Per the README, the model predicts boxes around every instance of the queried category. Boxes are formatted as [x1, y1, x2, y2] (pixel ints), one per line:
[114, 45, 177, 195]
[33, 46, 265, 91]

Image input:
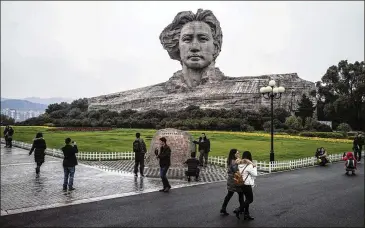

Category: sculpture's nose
[190, 40, 200, 52]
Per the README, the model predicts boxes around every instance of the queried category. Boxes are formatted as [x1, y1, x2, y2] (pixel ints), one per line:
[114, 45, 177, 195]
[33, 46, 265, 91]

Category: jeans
[5, 137, 12, 148]
[199, 150, 209, 166]
[160, 166, 171, 189]
[239, 185, 254, 214]
[221, 190, 244, 211]
[63, 166, 75, 189]
[4, 136, 9, 147]
[134, 153, 145, 175]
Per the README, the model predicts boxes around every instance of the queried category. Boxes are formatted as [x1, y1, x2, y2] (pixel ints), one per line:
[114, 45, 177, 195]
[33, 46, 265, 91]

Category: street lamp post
[260, 80, 285, 162]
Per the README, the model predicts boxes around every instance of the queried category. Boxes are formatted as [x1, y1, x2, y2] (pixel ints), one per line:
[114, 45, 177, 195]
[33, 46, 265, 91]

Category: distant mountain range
[23, 97, 74, 105]
[1, 99, 48, 111]
[1, 97, 74, 111]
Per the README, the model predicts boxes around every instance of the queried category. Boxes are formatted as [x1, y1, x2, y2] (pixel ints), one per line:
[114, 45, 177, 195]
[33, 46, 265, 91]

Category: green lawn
[1, 126, 352, 161]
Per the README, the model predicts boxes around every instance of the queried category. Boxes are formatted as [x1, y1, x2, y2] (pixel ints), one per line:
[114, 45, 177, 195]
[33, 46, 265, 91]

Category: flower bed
[190, 130, 353, 143]
[47, 127, 114, 132]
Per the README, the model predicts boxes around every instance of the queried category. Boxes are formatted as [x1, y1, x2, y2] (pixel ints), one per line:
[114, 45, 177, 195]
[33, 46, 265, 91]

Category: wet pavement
[1, 146, 205, 215]
[1, 151, 363, 227]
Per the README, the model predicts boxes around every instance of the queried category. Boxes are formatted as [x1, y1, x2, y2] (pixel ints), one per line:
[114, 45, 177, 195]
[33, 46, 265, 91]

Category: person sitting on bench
[184, 152, 200, 181]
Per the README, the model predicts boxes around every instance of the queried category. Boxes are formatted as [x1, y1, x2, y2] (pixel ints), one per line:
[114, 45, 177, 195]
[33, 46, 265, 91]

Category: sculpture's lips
[188, 55, 204, 60]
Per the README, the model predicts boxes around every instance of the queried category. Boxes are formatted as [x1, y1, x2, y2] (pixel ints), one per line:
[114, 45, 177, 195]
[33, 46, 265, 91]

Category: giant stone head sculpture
[159, 9, 223, 69]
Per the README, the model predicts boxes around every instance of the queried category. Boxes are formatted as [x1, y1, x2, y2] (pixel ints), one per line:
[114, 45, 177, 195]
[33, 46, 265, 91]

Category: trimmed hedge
[299, 132, 345, 139]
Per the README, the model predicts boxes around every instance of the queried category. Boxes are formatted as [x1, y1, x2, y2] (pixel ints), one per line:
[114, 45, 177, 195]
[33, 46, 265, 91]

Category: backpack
[347, 159, 355, 169]
[133, 139, 141, 153]
[234, 164, 249, 186]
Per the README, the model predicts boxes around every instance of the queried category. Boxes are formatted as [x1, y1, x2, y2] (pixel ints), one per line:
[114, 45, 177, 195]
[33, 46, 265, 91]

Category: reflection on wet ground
[1, 146, 203, 214]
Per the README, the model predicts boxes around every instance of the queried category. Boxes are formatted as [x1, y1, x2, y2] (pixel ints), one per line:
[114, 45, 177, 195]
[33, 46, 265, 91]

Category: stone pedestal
[144, 128, 196, 169]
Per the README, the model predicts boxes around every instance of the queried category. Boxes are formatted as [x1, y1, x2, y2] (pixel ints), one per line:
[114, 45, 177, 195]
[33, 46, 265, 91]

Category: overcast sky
[1, 1, 364, 100]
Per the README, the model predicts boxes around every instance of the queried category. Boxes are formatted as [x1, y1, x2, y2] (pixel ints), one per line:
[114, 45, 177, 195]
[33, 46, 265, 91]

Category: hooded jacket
[29, 137, 47, 163]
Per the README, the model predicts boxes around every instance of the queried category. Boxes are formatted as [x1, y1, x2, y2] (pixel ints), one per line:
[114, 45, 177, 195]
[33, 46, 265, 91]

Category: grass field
[1, 126, 353, 161]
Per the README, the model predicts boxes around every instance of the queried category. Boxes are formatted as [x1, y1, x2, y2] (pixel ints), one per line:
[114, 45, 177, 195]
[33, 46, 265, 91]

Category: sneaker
[69, 187, 75, 191]
[163, 187, 171, 192]
[159, 189, 165, 192]
[140, 174, 145, 177]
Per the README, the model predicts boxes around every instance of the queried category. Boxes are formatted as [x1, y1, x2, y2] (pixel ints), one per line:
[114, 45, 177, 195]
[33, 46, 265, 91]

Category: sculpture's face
[179, 21, 215, 69]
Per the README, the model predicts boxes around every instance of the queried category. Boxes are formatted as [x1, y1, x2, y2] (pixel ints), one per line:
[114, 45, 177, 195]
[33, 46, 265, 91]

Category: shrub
[285, 116, 302, 131]
[299, 132, 345, 139]
[285, 129, 299, 135]
[263, 121, 271, 132]
[336, 123, 352, 133]
[304, 117, 316, 130]
[240, 124, 255, 132]
[314, 123, 332, 132]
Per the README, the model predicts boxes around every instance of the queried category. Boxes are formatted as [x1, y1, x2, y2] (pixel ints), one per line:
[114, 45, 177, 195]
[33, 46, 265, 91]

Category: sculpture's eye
[182, 37, 192, 43]
[199, 36, 209, 42]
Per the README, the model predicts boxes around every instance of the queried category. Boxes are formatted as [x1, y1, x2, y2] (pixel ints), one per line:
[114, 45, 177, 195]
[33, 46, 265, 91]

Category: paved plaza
[1, 145, 364, 227]
[1, 146, 206, 215]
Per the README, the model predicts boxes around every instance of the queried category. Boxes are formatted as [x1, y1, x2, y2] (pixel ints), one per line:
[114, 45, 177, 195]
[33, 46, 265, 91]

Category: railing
[2, 139, 360, 173]
[254, 153, 345, 173]
[1, 139, 135, 161]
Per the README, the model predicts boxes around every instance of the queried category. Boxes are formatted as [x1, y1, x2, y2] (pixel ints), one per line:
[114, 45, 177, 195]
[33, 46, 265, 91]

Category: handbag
[233, 164, 249, 186]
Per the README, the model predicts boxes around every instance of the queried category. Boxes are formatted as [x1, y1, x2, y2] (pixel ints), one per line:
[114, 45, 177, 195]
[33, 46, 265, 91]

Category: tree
[316, 60, 365, 130]
[274, 108, 290, 123]
[285, 116, 302, 131]
[70, 98, 89, 112]
[1, 114, 15, 125]
[296, 94, 315, 125]
[304, 117, 316, 130]
[336, 123, 352, 133]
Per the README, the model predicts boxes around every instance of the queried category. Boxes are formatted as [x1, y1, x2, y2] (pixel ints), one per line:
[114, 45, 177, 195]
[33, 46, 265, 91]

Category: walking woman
[29, 132, 47, 176]
[220, 149, 243, 216]
[234, 151, 257, 220]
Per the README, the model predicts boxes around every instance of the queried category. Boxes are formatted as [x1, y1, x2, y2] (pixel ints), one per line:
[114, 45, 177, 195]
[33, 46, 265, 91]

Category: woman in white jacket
[233, 151, 257, 220]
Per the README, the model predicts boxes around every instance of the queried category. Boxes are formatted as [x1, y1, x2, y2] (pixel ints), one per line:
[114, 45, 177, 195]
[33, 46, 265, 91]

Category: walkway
[1, 147, 203, 215]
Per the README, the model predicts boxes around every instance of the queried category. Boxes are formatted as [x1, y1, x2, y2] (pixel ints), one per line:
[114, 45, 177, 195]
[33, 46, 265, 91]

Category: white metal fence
[2, 139, 360, 173]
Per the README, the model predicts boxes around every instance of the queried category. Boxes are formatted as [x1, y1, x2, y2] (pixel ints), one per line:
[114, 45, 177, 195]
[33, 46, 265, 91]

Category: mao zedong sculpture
[88, 9, 315, 112]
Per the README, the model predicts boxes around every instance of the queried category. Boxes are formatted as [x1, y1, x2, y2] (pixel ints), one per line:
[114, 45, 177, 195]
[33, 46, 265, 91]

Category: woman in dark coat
[220, 149, 243, 215]
[29, 132, 47, 176]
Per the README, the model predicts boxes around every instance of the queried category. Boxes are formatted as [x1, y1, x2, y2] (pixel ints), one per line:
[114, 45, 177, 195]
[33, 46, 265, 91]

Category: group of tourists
[133, 132, 172, 192]
[3, 127, 363, 220]
[220, 149, 257, 220]
[3, 125, 14, 148]
[132, 132, 211, 191]
[27, 132, 79, 191]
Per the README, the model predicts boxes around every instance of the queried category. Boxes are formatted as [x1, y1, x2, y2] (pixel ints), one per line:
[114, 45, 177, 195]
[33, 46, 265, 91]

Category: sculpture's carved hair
[159, 9, 223, 62]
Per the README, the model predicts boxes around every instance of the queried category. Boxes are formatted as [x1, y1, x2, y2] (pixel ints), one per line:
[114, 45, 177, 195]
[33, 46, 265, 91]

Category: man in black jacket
[193, 133, 210, 167]
[155, 137, 171, 192]
[3, 125, 9, 147]
[3, 125, 14, 148]
[62, 138, 78, 191]
[133, 133, 147, 177]
[7, 126, 14, 148]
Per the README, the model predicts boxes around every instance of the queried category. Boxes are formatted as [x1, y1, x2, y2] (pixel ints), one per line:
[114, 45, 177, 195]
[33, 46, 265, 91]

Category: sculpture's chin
[184, 61, 210, 70]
